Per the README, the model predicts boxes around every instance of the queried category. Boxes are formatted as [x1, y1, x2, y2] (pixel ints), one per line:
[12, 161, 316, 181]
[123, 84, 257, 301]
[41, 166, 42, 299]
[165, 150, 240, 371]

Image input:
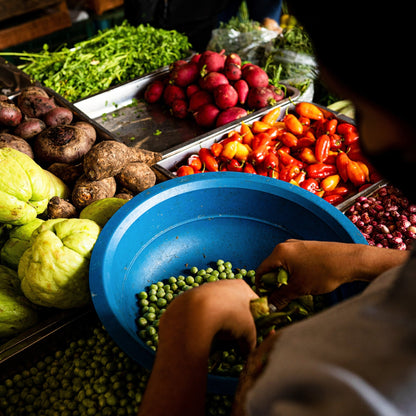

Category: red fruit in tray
[193, 103, 220, 127]
[170, 62, 199, 87]
[224, 62, 242, 81]
[246, 86, 283, 109]
[234, 79, 249, 105]
[171, 99, 188, 119]
[186, 84, 201, 98]
[144, 80, 165, 104]
[225, 53, 242, 67]
[199, 72, 229, 92]
[213, 84, 238, 110]
[189, 90, 214, 112]
[215, 106, 248, 127]
[242, 64, 269, 88]
[197, 50, 226, 74]
[163, 84, 186, 107]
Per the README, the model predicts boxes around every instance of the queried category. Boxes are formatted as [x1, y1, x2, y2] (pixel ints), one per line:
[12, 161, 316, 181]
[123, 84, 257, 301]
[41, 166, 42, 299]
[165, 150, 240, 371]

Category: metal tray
[0, 57, 35, 96]
[74, 67, 300, 155]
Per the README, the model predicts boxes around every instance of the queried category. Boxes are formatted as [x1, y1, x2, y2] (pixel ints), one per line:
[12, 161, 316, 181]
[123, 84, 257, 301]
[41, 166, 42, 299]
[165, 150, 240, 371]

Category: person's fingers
[268, 284, 299, 310]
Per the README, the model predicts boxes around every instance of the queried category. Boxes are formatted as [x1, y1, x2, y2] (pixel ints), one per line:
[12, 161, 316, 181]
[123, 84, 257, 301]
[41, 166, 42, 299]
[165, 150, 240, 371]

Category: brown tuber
[47, 162, 84, 186]
[17, 86, 56, 118]
[0, 133, 34, 158]
[71, 175, 117, 209]
[83, 140, 162, 181]
[14, 118, 46, 140]
[47, 196, 78, 219]
[116, 162, 156, 194]
[0, 99, 22, 127]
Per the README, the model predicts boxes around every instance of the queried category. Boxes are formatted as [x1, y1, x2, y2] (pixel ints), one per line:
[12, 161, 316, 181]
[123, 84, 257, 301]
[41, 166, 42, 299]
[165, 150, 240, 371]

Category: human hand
[255, 239, 409, 310]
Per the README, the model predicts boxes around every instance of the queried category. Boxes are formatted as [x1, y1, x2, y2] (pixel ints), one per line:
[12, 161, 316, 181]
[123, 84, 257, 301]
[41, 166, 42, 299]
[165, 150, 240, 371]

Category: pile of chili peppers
[175, 102, 381, 205]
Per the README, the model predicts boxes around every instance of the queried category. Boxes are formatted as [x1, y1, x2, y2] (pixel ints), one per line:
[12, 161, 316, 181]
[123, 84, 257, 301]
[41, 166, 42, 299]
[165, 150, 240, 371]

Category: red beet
[170, 59, 188, 71]
[193, 103, 220, 127]
[213, 84, 238, 110]
[199, 72, 229, 92]
[234, 79, 249, 105]
[171, 99, 188, 119]
[144, 80, 165, 103]
[186, 84, 200, 98]
[242, 64, 269, 88]
[163, 84, 186, 107]
[189, 90, 214, 112]
[216, 107, 248, 127]
[190, 53, 201, 64]
[225, 53, 242, 67]
[197, 50, 226, 75]
[246, 86, 278, 109]
[170, 62, 199, 87]
[224, 63, 242, 81]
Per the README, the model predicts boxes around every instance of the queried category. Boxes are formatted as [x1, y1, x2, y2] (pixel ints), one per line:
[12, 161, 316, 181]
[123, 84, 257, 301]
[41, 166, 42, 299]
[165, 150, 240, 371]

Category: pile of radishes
[143, 50, 285, 128]
[346, 184, 416, 250]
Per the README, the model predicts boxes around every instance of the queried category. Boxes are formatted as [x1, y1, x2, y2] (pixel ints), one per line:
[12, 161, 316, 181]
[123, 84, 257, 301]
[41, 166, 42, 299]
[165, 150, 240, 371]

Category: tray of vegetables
[74, 49, 300, 154]
[154, 102, 383, 207]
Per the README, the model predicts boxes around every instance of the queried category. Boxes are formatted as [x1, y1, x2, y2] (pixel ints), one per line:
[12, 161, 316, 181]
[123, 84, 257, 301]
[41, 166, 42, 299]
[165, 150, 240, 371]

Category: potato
[0, 99, 22, 127]
[83, 140, 162, 181]
[71, 175, 117, 209]
[115, 162, 156, 195]
[0, 133, 34, 159]
[17, 86, 56, 118]
[14, 118, 46, 140]
[47, 196, 78, 219]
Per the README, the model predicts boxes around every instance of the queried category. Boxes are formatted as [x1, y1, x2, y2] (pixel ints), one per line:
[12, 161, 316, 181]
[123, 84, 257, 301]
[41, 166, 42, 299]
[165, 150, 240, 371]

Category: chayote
[79, 197, 128, 227]
[0, 218, 44, 270]
[0, 264, 38, 338]
[0, 148, 69, 225]
[17, 218, 101, 309]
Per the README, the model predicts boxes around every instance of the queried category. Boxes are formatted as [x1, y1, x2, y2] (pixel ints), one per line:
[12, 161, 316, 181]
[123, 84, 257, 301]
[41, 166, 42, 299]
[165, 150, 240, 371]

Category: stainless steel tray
[74, 67, 300, 155]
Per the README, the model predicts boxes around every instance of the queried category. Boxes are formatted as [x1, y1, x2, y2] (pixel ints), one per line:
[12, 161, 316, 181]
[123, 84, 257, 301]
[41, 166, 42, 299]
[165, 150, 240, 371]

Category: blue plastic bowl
[90, 172, 367, 394]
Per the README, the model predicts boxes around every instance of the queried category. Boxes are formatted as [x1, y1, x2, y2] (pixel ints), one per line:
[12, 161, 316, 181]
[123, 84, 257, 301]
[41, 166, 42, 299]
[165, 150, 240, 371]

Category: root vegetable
[186, 84, 200, 98]
[215, 107, 248, 127]
[224, 63, 242, 81]
[234, 79, 249, 105]
[225, 53, 242, 67]
[72, 175, 117, 209]
[43, 106, 73, 127]
[83, 140, 162, 181]
[170, 99, 188, 119]
[33, 123, 96, 165]
[199, 72, 229, 92]
[0, 99, 22, 127]
[193, 103, 220, 127]
[116, 162, 156, 194]
[144, 80, 165, 104]
[0, 133, 34, 158]
[47, 162, 83, 186]
[247, 86, 278, 109]
[188, 90, 213, 112]
[197, 50, 226, 75]
[213, 84, 238, 110]
[47, 196, 78, 219]
[170, 61, 199, 87]
[242, 64, 269, 88]
[163, 84, 186, 107]
[14, 118, 46, 140]
[17, 86, 56, 118]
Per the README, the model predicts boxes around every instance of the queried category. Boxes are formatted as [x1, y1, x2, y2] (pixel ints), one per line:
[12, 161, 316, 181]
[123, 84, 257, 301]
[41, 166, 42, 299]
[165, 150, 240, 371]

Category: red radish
[234, 79, 249, 105]
[189, 90, 214, 112]
[268, 84, 285, 102]
[241, 63, 254, 71]
[225, 53, 242, 67]
[199, 72, 229, 91]
[242, 64, 269, 88]
[216, 106, 248, 127]
[224, 63, 242, 81]
[170, 62, 199, 87]
[170, 99, 188, 119]
[191, 53, 201, 64]
[170, 59, 188, 71]
[186, 84, 200, 98]
[163, 84, 186, 107]
[193, 103, 220, 127]
[246, 86, 278, 109]
[144, 80, 165, 103]
[213, 84, 238, 109]
[197, 50, 226, 75]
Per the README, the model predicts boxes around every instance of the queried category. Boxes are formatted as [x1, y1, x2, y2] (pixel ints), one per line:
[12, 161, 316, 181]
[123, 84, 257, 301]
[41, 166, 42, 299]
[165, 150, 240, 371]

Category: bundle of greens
[0, 22, 191, 102]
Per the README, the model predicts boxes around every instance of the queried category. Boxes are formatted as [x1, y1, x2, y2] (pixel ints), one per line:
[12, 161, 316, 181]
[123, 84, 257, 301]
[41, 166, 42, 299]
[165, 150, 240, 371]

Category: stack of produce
[143, 50, 286, 128]
[1, 22, 192, 103]
[173, 102, 380, 206]
[0, 85, 162, 339]
[345, 184, 416, 250]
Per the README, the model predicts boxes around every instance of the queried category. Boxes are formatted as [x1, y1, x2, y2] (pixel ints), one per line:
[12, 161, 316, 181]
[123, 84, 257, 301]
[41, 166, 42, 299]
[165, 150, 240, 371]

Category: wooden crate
[0, 0, 62, 22]
[0, 1, 72, 50]
[87, 0, 124, 15]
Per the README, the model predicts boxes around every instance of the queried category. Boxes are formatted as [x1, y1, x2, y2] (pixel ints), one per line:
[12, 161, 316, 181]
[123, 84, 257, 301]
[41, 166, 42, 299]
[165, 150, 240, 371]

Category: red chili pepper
[298, 116, 310, 128]
[324, 185, 351, 197]
[329, 133, 343, 150]
[263, 152, 279, 172]
[296, 135, 316, 148]
[295, 102, 324, 120]
[305, 163, 338, 179]
[251, 133, 273, 164]
[265, 126, 284, 140]
[277, 148, 303, 168]
[280, 163, 301, 182]
[284, 114, 303, 136]
[199, 148, 218, 172]
[325, 118, 338, 135]
[280, 131, 298, 147]
[210, 142, 223, 158]
[227, 159, 244, 172]
[315, 134, 331, 162]
[323, 194, 344, 205]
[337, 123, 359, 145]
[299, 147, 318, 164]
[292, 170, 306, 185]
[187, 155, 202, 171]
[240, 122, 254, 145]
[252, 120, 272, 133]
[176, 165, 194, 176]
[356, 161, 370, 182]
[300, 178, 321, 194]
[336, 152, 350, 183]
[243, 163, 257, 174]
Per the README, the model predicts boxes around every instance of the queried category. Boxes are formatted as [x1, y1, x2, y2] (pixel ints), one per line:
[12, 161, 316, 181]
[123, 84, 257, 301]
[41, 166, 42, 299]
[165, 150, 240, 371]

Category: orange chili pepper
[240, 122, 254, 145]
[261, 106, 281, 126]
[235, 142, 251, 161]
[315, 134, 331, 162]
[284, 114, 303, 136]
[336, 152, 350, 183]
[299, 147, 318, 164]
[347, 159, 366, 187]
[295, 102, 324, 120]
[177, 165, 195, 176]
[321, 174, 340, 192]
[220, 140, 239, 160]
[280, 131, 298, 147]
[252, 120, 272, 133]
[210, 142, 223, 157]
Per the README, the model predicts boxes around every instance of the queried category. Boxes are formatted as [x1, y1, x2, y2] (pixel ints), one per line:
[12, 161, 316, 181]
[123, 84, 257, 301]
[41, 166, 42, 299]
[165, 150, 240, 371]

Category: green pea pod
[258, 267, 289, 293]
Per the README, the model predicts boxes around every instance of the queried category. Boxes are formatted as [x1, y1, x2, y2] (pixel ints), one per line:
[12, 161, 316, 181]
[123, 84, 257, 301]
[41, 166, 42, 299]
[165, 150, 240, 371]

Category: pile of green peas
[136, 260, 256, 377]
